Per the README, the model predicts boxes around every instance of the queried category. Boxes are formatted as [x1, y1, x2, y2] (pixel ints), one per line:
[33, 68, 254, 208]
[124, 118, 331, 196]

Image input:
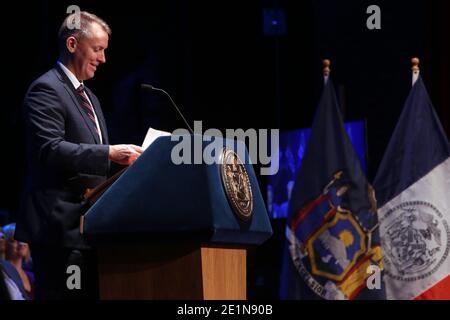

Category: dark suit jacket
[16, 65, 110, 249]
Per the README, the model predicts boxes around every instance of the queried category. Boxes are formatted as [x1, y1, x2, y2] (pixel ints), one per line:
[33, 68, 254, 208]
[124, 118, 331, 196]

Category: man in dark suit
[15, 11, 143, 299]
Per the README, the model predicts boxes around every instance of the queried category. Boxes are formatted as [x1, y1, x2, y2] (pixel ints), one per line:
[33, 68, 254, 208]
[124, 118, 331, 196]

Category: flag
[279, 79, 384, 300]
[373, 76, 450, 300]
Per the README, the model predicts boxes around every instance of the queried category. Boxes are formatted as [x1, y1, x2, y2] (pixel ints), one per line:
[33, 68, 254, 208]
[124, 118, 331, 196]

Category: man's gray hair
[58, 11, 111, 53]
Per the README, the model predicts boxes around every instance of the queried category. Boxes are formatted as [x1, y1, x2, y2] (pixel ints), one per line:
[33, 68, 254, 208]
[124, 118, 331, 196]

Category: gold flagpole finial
[323, 59, 331, 77]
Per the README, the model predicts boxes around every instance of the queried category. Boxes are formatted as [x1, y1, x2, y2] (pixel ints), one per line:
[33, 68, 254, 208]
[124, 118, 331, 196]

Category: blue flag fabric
[373, 76, 450, 300]
[279, 80, 384, 300]
[373, 76, 450, 207]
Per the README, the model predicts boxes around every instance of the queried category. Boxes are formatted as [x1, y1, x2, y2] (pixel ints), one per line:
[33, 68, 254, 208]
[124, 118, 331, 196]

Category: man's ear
[66, 36, 77, 53]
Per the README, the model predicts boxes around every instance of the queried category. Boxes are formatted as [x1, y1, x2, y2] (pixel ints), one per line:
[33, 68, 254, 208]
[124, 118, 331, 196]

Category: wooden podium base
[96, 243, 246, 300]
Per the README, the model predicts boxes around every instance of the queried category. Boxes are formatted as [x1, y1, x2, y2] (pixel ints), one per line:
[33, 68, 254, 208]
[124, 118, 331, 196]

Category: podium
[82, 135, 273, 299]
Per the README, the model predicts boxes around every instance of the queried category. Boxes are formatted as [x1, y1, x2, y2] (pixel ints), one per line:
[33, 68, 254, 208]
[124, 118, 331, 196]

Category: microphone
[141, 84, 194, 134]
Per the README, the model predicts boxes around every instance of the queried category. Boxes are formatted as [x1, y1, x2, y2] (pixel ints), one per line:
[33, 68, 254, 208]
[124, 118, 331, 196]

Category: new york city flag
[279, 79, 384, 299]
[373, 76, 450, 300]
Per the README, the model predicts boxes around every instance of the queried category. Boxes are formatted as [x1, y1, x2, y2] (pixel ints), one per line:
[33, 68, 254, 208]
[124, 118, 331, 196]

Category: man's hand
[109, 144, 144, 165]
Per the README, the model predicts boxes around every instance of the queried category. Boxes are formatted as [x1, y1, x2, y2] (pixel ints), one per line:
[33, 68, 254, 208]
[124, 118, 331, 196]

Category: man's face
[71, 22, 109, 81]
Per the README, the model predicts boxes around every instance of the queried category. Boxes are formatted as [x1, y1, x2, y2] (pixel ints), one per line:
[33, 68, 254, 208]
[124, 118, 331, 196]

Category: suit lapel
[54, 65, 101, 144]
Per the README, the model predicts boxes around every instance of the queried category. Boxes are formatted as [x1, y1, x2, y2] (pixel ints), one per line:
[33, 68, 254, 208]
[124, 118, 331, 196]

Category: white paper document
[142, 127, 171, 150]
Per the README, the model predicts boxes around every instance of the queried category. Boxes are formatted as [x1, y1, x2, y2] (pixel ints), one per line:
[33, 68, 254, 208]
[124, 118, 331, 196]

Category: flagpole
[412, 57, 420, 86]
[323, 59, 330, 85]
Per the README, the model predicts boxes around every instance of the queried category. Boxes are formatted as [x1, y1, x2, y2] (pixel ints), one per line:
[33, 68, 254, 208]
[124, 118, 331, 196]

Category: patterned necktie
[77, 84, 100, 139]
